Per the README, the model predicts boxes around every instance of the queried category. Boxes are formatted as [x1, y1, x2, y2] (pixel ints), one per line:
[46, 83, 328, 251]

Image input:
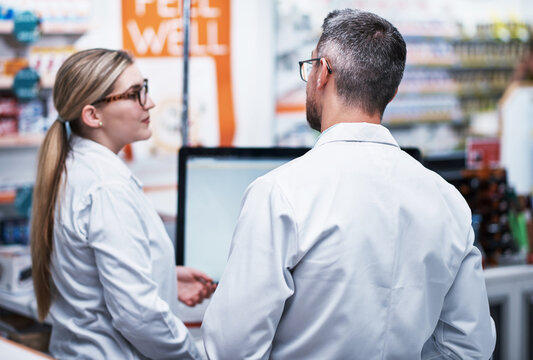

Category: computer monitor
[176, 146, 422, 282]
[176, 147, 310, 282]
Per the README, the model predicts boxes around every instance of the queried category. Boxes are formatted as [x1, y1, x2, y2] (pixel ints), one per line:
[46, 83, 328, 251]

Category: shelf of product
[0, 58, 29, 90]
[385, 30, 531, 153]
[422, 155, 533, 265]
[0, 20, 90, 35]
[28, 46, 76, 89]
[276, 18, 532, 153]
[459, 169, 533, 267]
[0, 2, 84, 154]
[0, 75, 54, 90]
[273, 0, 533, 153]
[0, 0, 91, 35]
[384, 118, 467, 128]
[384, 90, 463, 122]
[0, 189, 16, 204]
[0, 96, 49, 148]
[0, 48, 77, 92]
[406, 42, 529, 69]
[40, 22, 90, 35]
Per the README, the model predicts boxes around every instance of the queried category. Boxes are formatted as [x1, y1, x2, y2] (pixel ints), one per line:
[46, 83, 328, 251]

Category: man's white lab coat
[202, 122, 496, 360]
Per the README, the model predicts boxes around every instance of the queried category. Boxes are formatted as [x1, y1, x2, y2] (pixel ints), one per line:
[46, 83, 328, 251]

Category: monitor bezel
[176, 146, 311, 265]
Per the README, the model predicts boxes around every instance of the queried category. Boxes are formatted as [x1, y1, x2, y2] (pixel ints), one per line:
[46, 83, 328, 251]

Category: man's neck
[317, 76, 382, 132]
[320, 98, 381, 132]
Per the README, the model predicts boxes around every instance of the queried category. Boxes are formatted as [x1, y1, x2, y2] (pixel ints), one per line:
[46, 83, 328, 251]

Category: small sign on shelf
[12, 11, 41, 44]
[12, 68, 40, 102]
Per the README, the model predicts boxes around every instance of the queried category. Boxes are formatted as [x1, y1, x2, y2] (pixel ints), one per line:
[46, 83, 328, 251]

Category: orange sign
[122, 0, 235, 145]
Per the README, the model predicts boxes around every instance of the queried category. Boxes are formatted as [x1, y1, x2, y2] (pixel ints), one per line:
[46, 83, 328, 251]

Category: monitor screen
[176, 147, 310, 282]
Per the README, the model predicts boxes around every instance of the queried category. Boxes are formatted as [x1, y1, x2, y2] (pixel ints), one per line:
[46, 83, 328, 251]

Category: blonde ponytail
[31, 120, 69, 321]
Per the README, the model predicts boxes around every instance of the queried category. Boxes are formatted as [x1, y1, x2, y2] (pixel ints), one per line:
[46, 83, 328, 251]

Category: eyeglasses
[92, 79, 149, 107]
[298, 58, 332, 82]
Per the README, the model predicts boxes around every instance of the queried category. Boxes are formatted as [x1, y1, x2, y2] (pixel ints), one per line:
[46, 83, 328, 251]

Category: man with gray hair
[202, 9, 496, 359]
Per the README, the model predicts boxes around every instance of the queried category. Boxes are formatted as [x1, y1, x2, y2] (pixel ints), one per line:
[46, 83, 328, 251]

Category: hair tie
[58, 115, 72, 138]
[64, 121, 72, 139]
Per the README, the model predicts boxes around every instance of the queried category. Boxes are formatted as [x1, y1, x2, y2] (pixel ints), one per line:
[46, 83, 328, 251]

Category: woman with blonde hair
[31, 48, 214, 359]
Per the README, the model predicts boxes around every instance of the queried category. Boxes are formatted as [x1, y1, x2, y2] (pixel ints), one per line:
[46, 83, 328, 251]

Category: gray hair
[317, 9, 406, 117]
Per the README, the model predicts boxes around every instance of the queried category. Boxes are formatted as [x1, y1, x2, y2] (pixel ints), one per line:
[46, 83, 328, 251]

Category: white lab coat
[202, 122, 496, 360]
[49, 136, 201, 360]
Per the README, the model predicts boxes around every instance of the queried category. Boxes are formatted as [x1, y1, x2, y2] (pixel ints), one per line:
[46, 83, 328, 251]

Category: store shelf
[395, 92, 506, 100]
[404, 33, 531, 44]
[406, 63, 517, 71]
[451, 64, 516, 71]
[0, 20, 89, 35]
[406, 63, 456, 69]
[0, 76, 54, 90]
[41, 21, 90, 35]
[0, 76, 12, 89]
[458, 90, 507, 99]
[0, 133, 44, 148]
[384, 118, 467, 128]
[0, 189, 16, 204]
[403, 34, 456, 42]
[397, 90, 457, 97]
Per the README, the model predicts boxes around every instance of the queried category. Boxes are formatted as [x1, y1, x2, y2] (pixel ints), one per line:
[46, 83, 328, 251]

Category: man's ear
[80, 105, 102, 129]
[316, 58, 331, 90]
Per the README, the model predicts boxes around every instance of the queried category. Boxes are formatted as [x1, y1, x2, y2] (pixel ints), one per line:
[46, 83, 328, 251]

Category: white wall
[231, 0, 275, 146]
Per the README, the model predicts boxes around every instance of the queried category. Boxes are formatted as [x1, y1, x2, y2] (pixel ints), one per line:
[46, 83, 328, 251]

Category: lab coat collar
[314, 122, 399, 149]
[70, 135, 144, 189]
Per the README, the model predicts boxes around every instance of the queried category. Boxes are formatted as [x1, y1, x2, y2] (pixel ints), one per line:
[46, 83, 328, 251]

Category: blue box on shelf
[0, 218, 30, 246]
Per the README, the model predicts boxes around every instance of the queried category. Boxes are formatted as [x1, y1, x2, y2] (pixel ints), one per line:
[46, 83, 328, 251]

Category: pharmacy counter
[1, 265, 533, 359]
[0, 289, 45, 324]
[483, 265, 533, 360]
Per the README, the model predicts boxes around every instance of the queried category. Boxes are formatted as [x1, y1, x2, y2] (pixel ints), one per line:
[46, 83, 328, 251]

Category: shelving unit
[382, 30, 532, 153]
[0, 8, 89, 149]
[274, 2, 532, 153]
[0, 4, 90, 257]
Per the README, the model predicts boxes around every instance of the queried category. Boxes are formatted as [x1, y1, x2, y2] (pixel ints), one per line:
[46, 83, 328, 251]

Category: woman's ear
[80, 105, 102, 129]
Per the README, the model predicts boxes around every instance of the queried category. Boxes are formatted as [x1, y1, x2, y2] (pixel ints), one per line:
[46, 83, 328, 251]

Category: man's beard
[306, 91, 321, 132]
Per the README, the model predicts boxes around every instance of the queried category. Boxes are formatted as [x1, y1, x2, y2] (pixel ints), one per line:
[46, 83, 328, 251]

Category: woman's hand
[176, 266, 217, 307]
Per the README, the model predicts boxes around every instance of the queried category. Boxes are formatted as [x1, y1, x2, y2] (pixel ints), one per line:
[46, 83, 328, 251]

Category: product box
[0, 117, 17, 135]
[0, 245, 32, 293]
[0, 217, 30, 246]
